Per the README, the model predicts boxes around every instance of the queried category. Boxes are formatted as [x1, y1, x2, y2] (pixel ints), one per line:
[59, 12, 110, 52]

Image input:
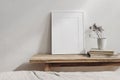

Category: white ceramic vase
[97, 38, 107, 50]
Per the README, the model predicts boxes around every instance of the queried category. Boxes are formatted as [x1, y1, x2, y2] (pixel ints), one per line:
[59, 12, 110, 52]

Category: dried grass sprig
[89, 23, 104, 38]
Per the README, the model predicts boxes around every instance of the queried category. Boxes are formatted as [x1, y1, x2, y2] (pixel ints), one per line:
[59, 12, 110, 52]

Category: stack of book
[88, 48, 114, 58]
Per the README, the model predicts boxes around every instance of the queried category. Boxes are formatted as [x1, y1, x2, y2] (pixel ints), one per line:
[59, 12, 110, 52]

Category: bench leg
[44, 63, 51, 71]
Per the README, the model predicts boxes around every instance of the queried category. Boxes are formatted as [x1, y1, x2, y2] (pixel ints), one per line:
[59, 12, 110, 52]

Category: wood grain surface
[30, 54, 120, 63]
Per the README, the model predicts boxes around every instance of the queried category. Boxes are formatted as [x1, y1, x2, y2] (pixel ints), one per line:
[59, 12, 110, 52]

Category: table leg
[44, 63, 51, 71]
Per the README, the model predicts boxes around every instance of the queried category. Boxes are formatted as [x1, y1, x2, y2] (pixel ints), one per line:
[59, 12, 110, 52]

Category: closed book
[87, 53, 113, 58]
[89, 52, 114, 56]
[89, 54, 118, 58]
[90, 48, 114, 52]
[89, 48, 114, 55]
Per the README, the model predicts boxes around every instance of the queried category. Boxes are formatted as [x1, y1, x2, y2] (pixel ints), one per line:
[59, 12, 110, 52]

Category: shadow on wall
[14, 63, 45, 71]
[14, 62, 119, 72]
[37, 13, 51, 54]
[14, 13, 51, 71]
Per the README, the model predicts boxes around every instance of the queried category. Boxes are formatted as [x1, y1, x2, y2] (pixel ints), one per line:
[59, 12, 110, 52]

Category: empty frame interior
[52, 10, 84, 54]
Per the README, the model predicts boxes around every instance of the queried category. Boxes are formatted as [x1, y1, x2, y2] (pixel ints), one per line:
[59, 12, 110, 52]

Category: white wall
[0, 0, 120, 72]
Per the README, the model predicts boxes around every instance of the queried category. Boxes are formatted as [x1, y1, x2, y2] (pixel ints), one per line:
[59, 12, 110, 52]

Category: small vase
[97, 38, 107, 50]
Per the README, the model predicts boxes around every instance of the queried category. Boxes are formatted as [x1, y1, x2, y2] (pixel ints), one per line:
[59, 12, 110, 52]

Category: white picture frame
[51, 10, 85, 54]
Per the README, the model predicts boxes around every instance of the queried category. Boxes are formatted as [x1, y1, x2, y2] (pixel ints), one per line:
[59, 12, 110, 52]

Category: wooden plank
[51, 62, 120, 67]
[44, 63, 51, 71]
[30, 54, 120, 63]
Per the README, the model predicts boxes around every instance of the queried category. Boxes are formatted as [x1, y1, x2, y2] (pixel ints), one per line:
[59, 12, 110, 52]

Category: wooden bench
[30, 54, 120, 71]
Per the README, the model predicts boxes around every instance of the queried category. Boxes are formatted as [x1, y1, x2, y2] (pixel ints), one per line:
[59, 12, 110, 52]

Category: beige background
[0, 0, 120, 72]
